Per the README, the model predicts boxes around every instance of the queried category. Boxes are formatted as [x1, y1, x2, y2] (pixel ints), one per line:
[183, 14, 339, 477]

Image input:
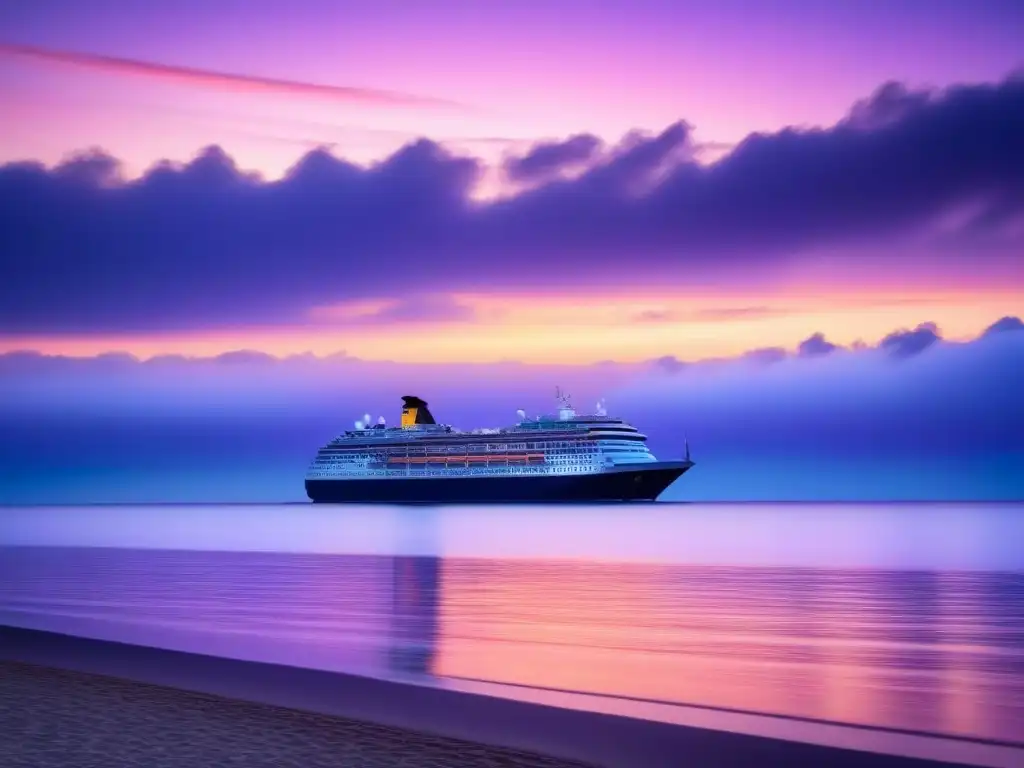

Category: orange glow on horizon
[1, 285, 1019, 365]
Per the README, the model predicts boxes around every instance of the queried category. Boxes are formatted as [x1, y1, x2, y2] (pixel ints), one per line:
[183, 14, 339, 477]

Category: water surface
[1, 502, 1022, 745]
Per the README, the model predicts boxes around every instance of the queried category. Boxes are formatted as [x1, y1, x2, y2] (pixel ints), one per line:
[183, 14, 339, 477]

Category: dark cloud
[879, 322, 942, 358]
[798, 332, 839, 357]
[984, 315, 1024, 335]
[845, 81, 934, 130]
[503, 133, 602, 183]
[643, 317, 1009, 376]
[2, 75, 1024, 333]
[652, 355, 688, 374]
[581, 121, 692, 193]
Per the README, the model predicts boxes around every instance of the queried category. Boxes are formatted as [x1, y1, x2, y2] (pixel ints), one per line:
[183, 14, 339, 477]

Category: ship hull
[305, 461, 692, 504]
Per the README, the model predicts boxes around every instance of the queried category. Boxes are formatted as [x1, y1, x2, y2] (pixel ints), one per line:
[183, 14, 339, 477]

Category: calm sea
[1, 502, 1022, 745]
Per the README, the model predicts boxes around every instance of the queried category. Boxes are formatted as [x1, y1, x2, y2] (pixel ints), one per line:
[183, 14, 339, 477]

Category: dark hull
[306, 461, 693, 504]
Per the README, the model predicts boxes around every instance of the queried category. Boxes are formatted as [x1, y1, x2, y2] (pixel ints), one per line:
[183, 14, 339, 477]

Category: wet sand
[0, 661, 593, 768]
[0, 626, 1004, 767]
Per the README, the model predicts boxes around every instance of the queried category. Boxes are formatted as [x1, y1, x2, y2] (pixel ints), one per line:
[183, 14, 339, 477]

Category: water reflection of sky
[435, 561, 1024, 743]
[2, 542, 1022, 744]
[2, 502, 1023, 570]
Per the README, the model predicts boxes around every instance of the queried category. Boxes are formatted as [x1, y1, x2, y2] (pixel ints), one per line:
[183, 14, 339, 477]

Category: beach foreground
[2, 626, 1014, 768]
[1, 660, 595, 768]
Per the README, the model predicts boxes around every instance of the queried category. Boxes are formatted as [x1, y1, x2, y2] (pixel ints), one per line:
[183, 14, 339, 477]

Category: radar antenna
[555, 386, 573, 408]
[555, 386, 576, 421]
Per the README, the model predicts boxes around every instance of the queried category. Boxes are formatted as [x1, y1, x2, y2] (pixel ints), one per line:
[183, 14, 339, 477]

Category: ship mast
[554, 386, 576, 421]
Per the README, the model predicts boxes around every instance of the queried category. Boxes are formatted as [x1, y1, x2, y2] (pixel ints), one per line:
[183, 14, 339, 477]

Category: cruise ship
[305, 392, 693, 503]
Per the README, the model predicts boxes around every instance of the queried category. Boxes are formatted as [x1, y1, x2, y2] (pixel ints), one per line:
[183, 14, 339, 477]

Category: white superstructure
[306, 392, 663, 482]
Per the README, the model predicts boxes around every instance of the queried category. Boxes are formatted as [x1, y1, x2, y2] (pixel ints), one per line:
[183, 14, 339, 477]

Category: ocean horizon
[4, 453, 1023, 506]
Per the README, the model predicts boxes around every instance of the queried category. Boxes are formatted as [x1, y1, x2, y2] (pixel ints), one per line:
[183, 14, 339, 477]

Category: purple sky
[2, 1, 1022, 176]
[0, 3, 1021, 363]
[0, 1, 1022, 504]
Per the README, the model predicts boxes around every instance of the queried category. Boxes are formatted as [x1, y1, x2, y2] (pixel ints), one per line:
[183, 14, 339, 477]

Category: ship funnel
[377, 415, 386, 425]
[401, 395, 436, 428]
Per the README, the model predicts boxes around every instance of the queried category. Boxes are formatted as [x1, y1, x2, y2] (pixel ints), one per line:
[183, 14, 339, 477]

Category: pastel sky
[2, 1, 1023, 170]
[0, 0, 1022, 366]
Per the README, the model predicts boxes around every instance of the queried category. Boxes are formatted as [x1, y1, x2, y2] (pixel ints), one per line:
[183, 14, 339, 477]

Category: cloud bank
[1, 74, 1022, 333]
[1, 316, 1020, 504]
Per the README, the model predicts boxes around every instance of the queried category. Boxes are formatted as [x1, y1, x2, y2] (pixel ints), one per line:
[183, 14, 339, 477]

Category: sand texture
[0, 661, 597, 768]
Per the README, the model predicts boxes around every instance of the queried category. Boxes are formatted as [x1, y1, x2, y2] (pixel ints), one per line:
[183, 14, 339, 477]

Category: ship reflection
[0, 546, 446, 680]
[388, 555, 440, 675]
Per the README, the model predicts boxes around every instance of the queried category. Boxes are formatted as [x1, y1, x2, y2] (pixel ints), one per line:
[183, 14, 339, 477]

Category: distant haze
[2, 317, 1020, 504]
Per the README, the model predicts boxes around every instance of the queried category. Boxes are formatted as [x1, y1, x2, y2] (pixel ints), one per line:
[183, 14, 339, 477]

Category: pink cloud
[308, 295, 478, 325]
[0, 42, 465, 111]
[632, 306, 786, 323]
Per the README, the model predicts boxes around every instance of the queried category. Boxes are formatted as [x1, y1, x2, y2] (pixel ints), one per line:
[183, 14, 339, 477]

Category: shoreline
[3, 626, 1016, 767]
[1, 660, 594, 768]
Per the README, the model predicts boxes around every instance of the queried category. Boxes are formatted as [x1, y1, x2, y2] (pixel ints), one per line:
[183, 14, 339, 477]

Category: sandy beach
[0, 660, 595, 768]
[4, 626, 1016, 768]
